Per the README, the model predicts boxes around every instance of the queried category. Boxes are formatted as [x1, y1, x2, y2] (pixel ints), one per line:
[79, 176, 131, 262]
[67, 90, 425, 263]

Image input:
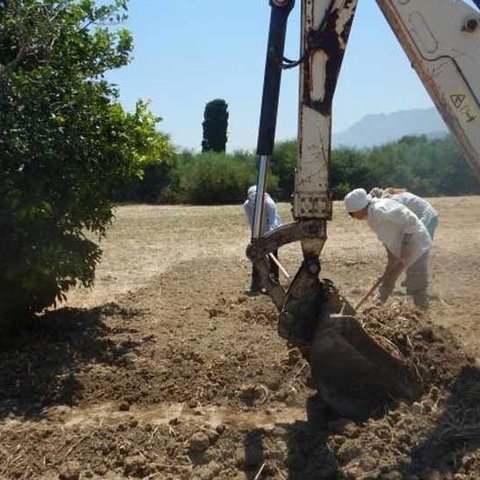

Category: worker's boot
[247, 279, 261, 296]
[247, 268, 261, 296]
[413, 291, 429, 310]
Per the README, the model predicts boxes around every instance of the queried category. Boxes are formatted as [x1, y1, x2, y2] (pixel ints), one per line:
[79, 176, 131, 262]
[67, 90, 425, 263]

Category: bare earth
[0, 196, 479, 480]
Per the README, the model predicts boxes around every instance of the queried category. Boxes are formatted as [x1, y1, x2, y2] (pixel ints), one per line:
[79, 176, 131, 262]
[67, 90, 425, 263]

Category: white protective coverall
[243, 189, 282, 293]
[388, 192, 438, 240]
[367, 198, 432, 306]
[243, 192, 282, 235]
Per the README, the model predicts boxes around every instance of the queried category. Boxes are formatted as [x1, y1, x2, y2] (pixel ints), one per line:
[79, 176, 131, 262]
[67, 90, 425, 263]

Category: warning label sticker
[450, 91, 477, 124]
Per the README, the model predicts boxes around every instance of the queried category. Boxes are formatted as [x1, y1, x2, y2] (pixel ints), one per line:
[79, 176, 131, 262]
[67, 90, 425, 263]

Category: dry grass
[64, 196, 480, 337]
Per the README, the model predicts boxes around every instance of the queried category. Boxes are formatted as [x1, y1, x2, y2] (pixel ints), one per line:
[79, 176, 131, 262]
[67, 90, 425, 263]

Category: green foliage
[330, 147, 372, 199]
[174, 151, 278, 205]
[271, 140, 296, 201]
[114, 152, 177, 204]
[357, 135, 478, 198]
[0, 0, 173, 322]
[120, 135, 477, 206]
[201, 98, 229, 153]
[112, 112, 176, 203]
[270, 135, 477, 201]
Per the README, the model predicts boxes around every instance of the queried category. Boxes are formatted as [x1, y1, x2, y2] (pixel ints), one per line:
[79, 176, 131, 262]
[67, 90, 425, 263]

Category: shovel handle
[268, 253, 291, 280]
[354, 260, 404, 312]
[354, 276, 386, 312]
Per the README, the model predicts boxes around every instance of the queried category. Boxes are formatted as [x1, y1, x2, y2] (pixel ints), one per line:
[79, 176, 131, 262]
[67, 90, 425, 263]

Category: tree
[201, 98, 228, 152]
[174, 151, 278, 205]
[0, 0, 174, 323]
[113, 133, 176, 204]
[330, 147, 370, 199]
[271, 140, 297, 201]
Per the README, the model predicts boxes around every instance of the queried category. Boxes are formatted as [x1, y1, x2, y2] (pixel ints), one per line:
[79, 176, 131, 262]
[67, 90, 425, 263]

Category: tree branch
[0, 44, 28, 78]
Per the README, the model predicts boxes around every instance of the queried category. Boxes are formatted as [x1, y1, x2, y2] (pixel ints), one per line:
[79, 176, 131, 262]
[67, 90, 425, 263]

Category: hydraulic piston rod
[252, 0, 295, 240]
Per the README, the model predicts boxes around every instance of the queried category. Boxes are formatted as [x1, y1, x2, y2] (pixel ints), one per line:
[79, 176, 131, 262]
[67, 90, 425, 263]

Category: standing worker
[369, 187, 439, 239]
[243, 185, 282, 295]
[344, 188, 432, 309]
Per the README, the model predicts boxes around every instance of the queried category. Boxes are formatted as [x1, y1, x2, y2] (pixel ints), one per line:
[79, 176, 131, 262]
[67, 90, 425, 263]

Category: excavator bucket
[278, 265, 420, 419]
[309, 313, 420, 419]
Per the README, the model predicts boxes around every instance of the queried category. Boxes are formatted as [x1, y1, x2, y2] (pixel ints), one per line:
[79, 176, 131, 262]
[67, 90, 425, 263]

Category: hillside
[333, 107, 448, 149]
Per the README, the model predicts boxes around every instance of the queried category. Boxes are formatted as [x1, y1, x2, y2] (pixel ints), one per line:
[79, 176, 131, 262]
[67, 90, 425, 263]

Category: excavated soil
[0, 199, 479, 479]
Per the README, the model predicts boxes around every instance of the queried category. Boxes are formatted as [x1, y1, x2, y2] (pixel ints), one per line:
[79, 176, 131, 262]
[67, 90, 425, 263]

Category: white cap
[344, 188, 372, 213]
[247, 185, 256, 202]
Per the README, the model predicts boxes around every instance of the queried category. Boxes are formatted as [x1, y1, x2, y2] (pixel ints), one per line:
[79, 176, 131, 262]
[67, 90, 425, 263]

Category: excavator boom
[377, 0, 480, 180]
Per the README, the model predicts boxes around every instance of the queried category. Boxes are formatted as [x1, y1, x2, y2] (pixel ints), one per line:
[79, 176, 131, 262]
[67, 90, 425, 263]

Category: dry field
[0, 196, 479, 479]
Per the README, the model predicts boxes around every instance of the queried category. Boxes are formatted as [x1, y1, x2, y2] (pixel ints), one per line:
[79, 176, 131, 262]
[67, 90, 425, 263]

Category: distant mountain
[332, 108, 448, 149]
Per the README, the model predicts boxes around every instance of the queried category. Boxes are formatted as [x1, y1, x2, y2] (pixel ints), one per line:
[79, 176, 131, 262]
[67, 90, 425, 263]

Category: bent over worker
[369, 187, 439, 240]
[243, 185, 282, 295]
[344, 188, 432, 309]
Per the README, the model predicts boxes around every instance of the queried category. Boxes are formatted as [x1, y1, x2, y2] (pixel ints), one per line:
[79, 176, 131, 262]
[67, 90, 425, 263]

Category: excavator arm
[377, 0, 480, 181]
[249, 0, 480, 337]
[247, 0, 480, 419]
[247, 0, 358, 337]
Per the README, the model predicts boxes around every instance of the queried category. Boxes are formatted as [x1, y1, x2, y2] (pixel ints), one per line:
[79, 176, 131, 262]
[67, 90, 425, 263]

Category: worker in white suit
[243, 186, 282, 295]
[369, 187, 439, 240]
[344, 188, 432, 309]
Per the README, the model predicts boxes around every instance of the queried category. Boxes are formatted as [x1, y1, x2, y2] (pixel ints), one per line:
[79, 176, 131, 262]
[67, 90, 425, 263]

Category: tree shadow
[283, 395, 341, 480]
[396, 365, 480, 477]
[241, 429, 270, 479]
[0, 302, 146, 420]
[240, 395, 342, 479]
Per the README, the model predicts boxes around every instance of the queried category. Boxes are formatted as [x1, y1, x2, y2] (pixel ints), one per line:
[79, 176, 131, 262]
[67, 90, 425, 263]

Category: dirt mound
[360, 304, 474, 391]
[0, 255, 479, 479]
[302, 303, 480, 480]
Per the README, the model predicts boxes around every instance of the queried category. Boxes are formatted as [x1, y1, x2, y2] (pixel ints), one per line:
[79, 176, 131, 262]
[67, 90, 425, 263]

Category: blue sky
[108, 0, 441, 152]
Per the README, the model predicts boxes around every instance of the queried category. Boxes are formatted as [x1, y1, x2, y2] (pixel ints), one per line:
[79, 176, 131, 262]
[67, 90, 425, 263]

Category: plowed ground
[0, 197, 479, 480]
